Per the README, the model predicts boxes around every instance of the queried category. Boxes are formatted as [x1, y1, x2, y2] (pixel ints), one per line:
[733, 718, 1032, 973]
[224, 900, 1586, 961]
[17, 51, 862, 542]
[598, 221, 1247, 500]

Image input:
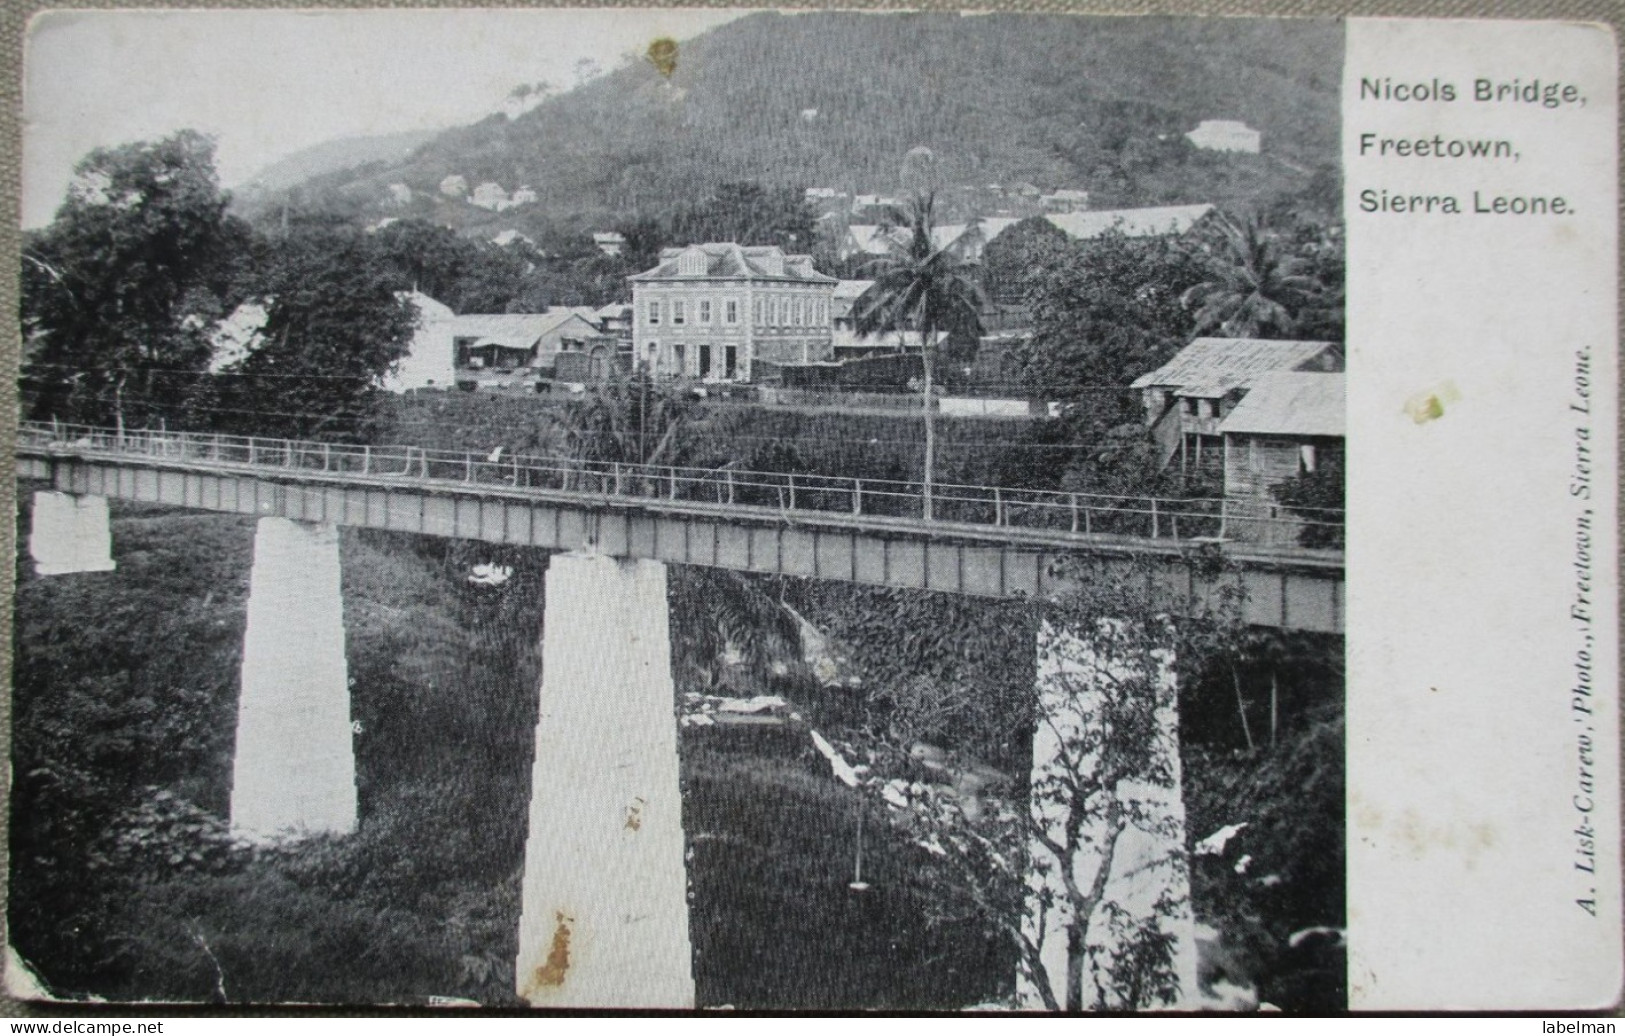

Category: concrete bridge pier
[230, 517, 357, 840]
[1019, 618, 1198, 1011]
[515, 552, 694, 1008]
[29, 490, 115, 576]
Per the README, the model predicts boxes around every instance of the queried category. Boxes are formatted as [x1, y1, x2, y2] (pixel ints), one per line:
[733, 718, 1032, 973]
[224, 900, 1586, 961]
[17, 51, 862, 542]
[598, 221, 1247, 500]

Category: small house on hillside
[1132, 337, 1342, 476]
[1219, 371, 1344, 500]
[1041, 189, 1090, 214]
[592, 232, 626, 256]
[1186, 120, 1262, 154]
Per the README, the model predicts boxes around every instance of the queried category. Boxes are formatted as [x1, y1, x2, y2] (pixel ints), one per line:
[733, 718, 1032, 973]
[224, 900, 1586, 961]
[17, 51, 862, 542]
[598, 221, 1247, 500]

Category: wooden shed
[1219, 371, 1345, 500]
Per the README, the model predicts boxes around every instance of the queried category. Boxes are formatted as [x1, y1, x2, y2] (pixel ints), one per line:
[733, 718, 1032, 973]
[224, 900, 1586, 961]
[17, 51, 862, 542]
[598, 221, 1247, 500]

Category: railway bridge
[17, 422, 1344, 1009]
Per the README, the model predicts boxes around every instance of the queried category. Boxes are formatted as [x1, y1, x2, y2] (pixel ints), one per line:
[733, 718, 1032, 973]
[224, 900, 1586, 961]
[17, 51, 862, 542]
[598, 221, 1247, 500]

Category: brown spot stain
[522, 911, 572, 997]
[647, 38, 679, 78]
[625, 796, 645, 831]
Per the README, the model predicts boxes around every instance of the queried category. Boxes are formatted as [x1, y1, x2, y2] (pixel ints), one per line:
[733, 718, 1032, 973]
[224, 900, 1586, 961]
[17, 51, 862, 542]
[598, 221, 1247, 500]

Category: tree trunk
[1065, 916, 1086, 1012]
[921, 336, 936, 521]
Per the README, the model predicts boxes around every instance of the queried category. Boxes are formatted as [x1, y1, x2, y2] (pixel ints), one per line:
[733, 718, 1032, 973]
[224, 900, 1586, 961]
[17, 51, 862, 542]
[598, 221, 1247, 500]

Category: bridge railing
[19, 422, 1344, 547]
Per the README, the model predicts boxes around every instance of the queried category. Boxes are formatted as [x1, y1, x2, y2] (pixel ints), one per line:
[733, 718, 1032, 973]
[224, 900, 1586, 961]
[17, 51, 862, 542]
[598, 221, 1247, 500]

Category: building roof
[629, 243, 837, 283]
[845, 225, 904, 256]
[1131, 337, 1341, 391]
[1219, 371, 1345, 438]
[449, 309, 598, 350]
[1045, 204, 1215, 242]
[834, 280, 875, 301]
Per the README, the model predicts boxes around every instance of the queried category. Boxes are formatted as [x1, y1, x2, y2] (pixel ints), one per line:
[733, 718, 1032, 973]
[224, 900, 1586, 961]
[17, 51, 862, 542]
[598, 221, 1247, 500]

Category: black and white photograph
[8, 6, 1605, 1015]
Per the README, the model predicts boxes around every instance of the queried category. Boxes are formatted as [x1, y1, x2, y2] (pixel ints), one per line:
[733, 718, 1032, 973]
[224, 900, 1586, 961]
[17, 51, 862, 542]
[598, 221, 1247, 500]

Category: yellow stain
[1403, 381, 1461, 424]
[647, 38, 679, 78]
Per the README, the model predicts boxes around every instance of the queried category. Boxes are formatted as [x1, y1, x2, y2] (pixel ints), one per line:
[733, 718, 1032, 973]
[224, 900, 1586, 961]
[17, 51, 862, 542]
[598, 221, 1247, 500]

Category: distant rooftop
[1045, 204, 1215, 241]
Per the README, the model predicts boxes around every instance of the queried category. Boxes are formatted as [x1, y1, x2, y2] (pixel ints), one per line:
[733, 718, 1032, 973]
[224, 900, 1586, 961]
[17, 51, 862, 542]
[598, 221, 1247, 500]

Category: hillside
[234, 127, 441, 196]
[256, 12, 1342, 234]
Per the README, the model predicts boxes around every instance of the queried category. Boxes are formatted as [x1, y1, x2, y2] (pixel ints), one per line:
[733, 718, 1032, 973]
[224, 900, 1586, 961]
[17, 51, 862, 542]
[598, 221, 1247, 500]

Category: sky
[21, 7, 749, 228]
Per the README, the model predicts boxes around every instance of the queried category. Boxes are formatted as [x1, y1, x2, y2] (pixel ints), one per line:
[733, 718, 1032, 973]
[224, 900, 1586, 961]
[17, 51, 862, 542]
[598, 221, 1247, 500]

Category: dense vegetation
[255, 13, 1341, 234]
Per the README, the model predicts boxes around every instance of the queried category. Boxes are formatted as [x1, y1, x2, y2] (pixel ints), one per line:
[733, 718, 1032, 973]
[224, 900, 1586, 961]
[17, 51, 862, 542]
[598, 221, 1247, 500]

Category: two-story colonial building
[628, 243, 838, 383]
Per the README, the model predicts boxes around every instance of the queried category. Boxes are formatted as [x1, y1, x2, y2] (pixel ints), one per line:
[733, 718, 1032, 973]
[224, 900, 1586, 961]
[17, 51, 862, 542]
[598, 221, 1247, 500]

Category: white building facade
[628, 243, 837, 383]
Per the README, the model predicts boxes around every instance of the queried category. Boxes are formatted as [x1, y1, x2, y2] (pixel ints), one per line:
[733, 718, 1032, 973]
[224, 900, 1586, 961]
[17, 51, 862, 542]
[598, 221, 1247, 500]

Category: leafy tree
[21, 130, 248, 429]
[1016, 226, 1206, 405]
[829, 554, 1257, 1010]
[1269, 456, 1344, 548]
[1181, 213, 1319, 339]
[203, 226, 416, 440]
[369, 219, 553, 314]
[979, 216, 1073, 306]
[542, 369, 698, 479]
[854, 189, 985, 519]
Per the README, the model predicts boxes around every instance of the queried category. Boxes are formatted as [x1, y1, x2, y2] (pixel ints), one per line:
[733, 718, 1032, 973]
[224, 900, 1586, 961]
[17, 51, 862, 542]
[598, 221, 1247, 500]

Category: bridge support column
[230, 518, 356, 840]
[29, 491, 115, 576]
[515, 553, 693, 1008]
[1018, 618, 1198, 1011]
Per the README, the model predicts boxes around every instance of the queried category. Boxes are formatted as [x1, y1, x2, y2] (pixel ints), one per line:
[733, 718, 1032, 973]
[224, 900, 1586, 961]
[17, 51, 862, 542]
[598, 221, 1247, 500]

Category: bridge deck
[15, 426, 1343, 632]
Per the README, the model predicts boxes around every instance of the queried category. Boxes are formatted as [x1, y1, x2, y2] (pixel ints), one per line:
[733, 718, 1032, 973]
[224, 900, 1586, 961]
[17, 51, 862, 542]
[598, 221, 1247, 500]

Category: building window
[725, 299, 738, 324]
[1300, 444, 1318, 473]
[647, 301, 661, 326]
[673, 300, 686, 325]
[1183, 398, 1198, 416]
[699, 299, 712, 324]
[753, 298, 762, 325]
[794, 298, 803, 326]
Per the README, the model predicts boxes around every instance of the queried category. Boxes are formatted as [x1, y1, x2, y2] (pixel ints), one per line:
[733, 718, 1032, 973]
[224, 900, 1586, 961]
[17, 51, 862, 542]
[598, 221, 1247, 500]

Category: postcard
[5, 7, 1618, 1013]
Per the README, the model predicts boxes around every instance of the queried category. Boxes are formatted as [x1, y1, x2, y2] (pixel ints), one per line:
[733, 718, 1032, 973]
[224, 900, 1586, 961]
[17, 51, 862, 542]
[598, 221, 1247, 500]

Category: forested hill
[257, 12, 1341, 232]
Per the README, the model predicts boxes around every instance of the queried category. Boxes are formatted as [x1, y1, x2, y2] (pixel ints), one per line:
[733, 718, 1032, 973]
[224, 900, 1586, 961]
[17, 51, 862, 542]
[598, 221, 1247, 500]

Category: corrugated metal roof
[1131, 337, 1340, 390]
[1219, 371, 1345, 438]
[448, 310, 597, 349]
[1045, 204, 1215, 241]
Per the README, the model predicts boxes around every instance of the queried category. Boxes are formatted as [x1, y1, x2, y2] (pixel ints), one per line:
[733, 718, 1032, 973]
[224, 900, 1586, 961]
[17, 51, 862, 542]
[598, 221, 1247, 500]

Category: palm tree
[854, 192, 984, 519]
[1181, 213, 1316, 339]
